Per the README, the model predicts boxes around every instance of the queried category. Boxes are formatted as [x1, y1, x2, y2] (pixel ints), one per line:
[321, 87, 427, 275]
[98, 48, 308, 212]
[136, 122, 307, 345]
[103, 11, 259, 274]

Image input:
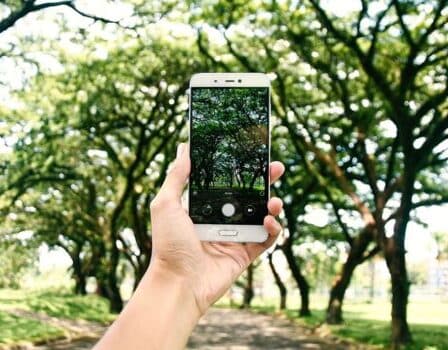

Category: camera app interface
[189, 87, 269, 225]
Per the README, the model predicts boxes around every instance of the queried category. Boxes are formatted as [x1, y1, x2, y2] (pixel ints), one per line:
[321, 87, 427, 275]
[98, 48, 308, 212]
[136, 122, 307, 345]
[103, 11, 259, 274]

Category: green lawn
[0, 310, 64, 345]
[0, 289, 115, 345]
[26, 291, 116, 324]
[217, 298, 448, 350]
[0, 289, 115, 325]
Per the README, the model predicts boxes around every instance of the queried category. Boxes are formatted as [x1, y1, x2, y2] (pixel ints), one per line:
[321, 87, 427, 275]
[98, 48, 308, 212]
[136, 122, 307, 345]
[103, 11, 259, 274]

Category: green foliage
[0, 236, 35, 289]
[1, 28, 208, 306]
[0, 0, 22, 13]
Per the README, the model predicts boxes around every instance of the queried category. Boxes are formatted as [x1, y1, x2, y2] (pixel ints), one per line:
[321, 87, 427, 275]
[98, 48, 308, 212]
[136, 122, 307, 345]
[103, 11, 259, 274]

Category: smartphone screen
[189, 87, 270, 225]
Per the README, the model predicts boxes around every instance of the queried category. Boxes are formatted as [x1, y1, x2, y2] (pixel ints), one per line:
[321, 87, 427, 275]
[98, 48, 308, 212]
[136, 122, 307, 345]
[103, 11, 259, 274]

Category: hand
[149, 143, 285, 316]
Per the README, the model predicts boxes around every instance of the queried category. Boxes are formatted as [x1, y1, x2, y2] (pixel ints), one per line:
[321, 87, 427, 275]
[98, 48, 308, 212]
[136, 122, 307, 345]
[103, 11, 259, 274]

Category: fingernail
[176, 143, 185, 159]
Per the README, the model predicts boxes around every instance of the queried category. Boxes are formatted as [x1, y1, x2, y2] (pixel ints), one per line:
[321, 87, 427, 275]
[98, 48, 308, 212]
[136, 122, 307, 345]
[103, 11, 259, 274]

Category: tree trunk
[130, 192, 153, 291]
[74, 275, 87, 295]
[95, 269, 122, 312]
[95, 246, 123, 312]
[64, 244, 87, 295]
[382, 163, 415, 348]
[72, 256, 87, 295]
[108, 247, 124, 313]
[96, 277, 109, 298]
[326, 225, 375, 324]
[249, 166, 262, 189]
[326, 255, 358, 324]
[385, 240, 411, 348]
[268, 252, 287, 309]
[240, 263, 254, 308]
[108, 276, 123, 313]
[281, 244, 310, 316]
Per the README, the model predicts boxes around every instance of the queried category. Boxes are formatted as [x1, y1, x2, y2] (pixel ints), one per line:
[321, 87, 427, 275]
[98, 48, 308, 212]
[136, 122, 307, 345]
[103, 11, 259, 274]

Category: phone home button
[221, 203, 236, 217]
[218, 230, 238, 236]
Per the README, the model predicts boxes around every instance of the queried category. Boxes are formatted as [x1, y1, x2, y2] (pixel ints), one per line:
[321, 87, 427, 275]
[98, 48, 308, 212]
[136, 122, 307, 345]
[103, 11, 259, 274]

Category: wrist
[142, 259, 202, 320]
[95, 259, 202, 350]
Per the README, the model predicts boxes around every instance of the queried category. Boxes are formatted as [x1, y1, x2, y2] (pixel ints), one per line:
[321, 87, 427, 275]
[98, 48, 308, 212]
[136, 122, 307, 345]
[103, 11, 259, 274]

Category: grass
[0, 288, 115, 346]
[333, 320, 447, 350]
[216, 298, 448, 350]
[0, 289, 115, 325]
[26, 291, 116, 324]
[0, 310, 64, 345]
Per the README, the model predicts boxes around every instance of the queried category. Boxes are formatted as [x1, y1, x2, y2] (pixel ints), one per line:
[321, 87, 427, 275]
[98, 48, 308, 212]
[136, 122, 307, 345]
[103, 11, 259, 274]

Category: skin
[94, 143, 285, 350]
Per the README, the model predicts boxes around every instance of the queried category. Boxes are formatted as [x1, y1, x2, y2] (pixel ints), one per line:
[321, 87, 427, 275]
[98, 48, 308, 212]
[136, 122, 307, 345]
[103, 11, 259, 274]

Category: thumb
[157, 143, 190, 203]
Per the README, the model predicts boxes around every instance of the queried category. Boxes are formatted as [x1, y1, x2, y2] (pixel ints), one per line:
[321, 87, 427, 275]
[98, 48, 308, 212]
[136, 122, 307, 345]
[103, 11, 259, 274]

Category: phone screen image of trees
[190, 87, 268, 223]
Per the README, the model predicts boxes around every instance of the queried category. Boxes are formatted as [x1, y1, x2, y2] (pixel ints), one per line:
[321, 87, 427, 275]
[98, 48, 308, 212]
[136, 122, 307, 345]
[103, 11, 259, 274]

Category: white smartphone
[188, 73, 271, 242]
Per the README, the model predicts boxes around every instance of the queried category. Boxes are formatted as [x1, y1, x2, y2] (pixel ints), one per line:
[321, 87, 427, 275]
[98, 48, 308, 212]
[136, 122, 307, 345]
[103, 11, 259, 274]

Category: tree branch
[223, 31, 257, 71]
[355, 0, 368, 38]
[417, 114, 448, 165]
[1, 1, 70, 33]
[412, 198, 448, 209]
[360, 245, 381, 263]
[307, 0, 398, 111]
[196, 29, 230, 71]
[366, 1, 394, 62]
[385, 137, 399, 189]
[392, 0, 415, 49]
[416, 0, 448, 47]
[324, 188, 353, 246]
[358, 133, 379, 200]
[0, 0, 130, 34]
[64, 2, 128, 27]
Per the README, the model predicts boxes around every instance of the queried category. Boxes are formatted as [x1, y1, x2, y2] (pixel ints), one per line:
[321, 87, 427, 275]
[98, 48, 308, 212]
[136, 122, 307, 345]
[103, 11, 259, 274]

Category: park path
[187, 308, 368, 350]
[24, 308, 372, 350]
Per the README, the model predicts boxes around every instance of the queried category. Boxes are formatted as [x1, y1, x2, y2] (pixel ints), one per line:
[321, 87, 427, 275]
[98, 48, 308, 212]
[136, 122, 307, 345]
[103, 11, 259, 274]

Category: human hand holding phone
[94, 143, 284, 350]
[151, 143, 284, 314]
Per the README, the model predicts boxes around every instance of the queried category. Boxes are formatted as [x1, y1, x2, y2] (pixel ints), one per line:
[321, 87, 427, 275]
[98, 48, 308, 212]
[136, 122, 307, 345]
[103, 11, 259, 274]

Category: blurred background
[0, 1, 447, 349]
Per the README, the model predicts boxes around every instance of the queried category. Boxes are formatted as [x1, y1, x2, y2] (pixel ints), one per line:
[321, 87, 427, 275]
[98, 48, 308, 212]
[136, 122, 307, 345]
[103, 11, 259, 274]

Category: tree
[1, 34, 206, 311]
[239, 261, 259, 309]
[0, 0, 175, 94]
[190, 1, 448, 346]
[273, 1, 448, 346]
[279, 183, 313, 316]
[267, 249, 287, 310]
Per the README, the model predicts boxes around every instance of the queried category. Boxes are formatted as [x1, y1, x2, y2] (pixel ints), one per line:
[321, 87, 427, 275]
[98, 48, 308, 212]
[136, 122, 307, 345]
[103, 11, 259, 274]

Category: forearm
[94, 263, 201, 350]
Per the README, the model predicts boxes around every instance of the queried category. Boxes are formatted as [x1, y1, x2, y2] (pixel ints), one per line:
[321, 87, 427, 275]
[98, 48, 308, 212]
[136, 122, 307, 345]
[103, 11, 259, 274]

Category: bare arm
[94, 143, 284, 350]
[94, 263, 200, 349]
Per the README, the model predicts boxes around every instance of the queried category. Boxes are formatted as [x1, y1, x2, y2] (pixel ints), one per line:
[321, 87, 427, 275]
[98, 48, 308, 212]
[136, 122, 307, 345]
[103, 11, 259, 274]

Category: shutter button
[221, 203, 236, 217]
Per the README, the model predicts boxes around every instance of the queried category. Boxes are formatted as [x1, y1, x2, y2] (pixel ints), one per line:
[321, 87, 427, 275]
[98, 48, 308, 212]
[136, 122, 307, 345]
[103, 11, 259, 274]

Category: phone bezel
[188, 73, 271, 243]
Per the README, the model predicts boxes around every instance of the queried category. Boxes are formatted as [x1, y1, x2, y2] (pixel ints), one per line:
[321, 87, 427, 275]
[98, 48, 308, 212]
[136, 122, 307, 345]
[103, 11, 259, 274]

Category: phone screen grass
[189, 87, 269, 225]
